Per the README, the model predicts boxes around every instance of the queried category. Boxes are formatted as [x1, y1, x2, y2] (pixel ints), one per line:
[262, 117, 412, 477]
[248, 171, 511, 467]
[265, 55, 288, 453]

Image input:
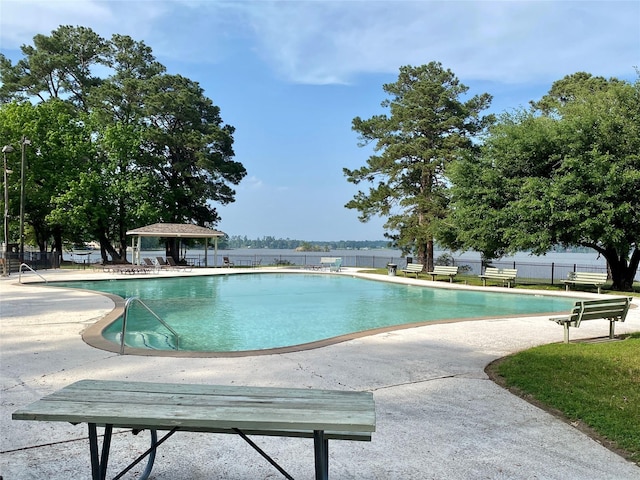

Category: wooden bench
[12, 379, 375, 480]
[549, 297, 632, 343]
[426, 265, 459, 283]
[563, 271, 608, 294]
[320, 257, 342, 272]
[401, 263, 424, 278]
[479, 267, 518, 288]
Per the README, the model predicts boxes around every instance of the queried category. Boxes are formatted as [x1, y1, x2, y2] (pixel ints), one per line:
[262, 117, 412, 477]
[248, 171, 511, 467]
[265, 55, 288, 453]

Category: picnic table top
[13, 379, 376, 434]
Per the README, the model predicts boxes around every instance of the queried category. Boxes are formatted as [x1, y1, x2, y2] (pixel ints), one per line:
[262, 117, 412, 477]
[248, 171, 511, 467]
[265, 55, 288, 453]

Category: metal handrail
[19, 263, 48, 283]
[120, 297, 180, 355]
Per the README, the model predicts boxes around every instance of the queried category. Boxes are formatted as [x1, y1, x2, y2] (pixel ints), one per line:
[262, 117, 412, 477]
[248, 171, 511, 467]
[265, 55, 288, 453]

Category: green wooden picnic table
[13, 379, 376, 480]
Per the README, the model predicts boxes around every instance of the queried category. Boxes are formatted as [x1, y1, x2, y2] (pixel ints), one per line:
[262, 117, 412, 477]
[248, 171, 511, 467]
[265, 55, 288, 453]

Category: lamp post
[2, 144, 14, 276]
[19, 137, 31, 263]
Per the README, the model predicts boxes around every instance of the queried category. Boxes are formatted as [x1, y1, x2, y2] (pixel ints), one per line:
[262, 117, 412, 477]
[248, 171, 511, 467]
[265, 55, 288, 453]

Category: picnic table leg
[88, 423, 112, 480]
[563, 323, 570, 344]
[88, 425, 159, 480]
[313, 430, 329, 480]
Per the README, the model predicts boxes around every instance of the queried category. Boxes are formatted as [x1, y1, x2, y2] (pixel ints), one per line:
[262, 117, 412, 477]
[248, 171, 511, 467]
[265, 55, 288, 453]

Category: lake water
[75, 247, 638, 281]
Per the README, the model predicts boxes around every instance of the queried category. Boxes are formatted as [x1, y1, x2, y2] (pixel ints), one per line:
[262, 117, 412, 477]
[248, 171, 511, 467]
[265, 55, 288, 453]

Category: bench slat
[428, 266, 458, 274]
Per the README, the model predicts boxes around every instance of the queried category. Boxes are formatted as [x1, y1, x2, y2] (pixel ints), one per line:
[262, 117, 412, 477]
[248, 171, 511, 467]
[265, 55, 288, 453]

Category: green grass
[493, 334, 640, 464]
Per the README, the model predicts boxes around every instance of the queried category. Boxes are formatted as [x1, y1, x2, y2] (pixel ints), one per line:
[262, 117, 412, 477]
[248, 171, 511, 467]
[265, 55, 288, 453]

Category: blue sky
[1, 1, 638, 241]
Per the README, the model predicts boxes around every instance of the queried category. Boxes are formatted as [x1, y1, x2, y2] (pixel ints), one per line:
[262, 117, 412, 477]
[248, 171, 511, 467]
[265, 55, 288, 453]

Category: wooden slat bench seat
[549, 297, 631, 343]
[479, 267, 518, 288]
[401, 263, 424, 278]
[563, 271, 608, 294]
[13, 380, 375, 480]
[319, 257, 342, 272]
[426, 265, 459, 283]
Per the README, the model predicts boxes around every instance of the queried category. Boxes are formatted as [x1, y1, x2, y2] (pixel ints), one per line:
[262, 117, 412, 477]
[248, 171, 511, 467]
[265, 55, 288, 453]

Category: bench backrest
[432, 266, 458, 274]
[567, 271, 608, 283]
[569, 297, 631, 327]
[484, 267, 517, 278]
[320, 257, 340, 264]
[405, 263, 424, 272]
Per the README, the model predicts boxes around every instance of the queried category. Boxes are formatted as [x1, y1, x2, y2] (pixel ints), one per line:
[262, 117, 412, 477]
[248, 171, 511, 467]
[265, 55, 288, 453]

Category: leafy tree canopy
[1, 25, 246, 263]
[445, 73, 640, 290]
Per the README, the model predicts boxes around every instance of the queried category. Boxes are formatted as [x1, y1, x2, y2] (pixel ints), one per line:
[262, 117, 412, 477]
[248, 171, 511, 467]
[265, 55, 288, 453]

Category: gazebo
[126, 223, 226, 267]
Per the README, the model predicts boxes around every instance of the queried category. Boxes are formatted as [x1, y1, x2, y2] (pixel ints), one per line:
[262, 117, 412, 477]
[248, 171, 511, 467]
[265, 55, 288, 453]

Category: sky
[0, 1, 638, 241]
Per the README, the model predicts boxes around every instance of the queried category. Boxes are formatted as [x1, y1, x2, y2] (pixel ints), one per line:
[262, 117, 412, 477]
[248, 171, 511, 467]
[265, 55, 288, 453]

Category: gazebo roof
[126, 223, 226, 239]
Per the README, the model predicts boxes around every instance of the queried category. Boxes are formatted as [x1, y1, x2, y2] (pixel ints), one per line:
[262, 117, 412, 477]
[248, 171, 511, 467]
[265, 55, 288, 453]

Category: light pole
[19, 137, 31, 264]
[2, 144, 14, 276]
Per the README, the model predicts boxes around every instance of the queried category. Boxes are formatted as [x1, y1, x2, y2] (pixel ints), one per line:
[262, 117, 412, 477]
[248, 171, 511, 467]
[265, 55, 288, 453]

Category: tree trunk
[165, 238, 179, 263]
[426, 238, 434, 272]
[604, 247, 638, 291]
[416, 238, 436, 272]
[99, 232, 125, 264]
[52, 228, 63, 263]
[32, 223, 46, 252]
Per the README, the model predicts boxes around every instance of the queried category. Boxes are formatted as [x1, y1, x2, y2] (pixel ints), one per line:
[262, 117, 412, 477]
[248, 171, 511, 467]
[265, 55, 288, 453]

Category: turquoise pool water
[53, 273, 576, 352]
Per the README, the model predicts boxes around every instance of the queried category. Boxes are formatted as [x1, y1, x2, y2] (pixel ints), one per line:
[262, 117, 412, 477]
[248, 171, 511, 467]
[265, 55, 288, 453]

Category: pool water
[53, 273, 576, 352]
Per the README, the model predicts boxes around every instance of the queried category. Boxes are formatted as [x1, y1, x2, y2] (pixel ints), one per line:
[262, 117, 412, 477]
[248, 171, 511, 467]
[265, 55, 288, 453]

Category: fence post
[551, 262, 555, 285]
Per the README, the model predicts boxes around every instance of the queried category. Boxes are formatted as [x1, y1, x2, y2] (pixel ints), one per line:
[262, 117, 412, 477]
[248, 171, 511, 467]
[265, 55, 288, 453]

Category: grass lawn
[489, 334, 640, 465]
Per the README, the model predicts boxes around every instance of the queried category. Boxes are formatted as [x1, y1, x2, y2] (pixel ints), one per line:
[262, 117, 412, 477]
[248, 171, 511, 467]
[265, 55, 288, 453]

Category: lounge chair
[156, 257, 171, 269]
[142, 258, 159, 273]
[223, 256, 234, 268]
[166, 257, 192, 271]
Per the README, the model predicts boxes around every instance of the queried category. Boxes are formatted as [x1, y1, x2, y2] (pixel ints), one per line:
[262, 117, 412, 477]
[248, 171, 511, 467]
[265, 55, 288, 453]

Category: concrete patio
[1, 268, 639, 479]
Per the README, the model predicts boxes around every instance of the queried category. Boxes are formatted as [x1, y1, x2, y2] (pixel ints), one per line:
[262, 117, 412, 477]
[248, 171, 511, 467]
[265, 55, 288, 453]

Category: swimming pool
[52, 273, 577, 354]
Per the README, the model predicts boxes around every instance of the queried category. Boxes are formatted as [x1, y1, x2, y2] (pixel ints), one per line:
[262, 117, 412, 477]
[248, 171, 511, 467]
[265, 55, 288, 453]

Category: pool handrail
[19, 263, 48, 284]
[120, 297, 180, 354]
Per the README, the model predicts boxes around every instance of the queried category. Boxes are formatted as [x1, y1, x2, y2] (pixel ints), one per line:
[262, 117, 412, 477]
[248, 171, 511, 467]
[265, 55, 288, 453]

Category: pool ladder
[120, 297, 180, 355]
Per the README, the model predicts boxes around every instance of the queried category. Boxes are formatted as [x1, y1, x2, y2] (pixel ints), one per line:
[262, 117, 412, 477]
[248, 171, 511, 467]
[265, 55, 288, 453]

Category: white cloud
[238, 175, 263, 190]
[2, 1, 637, 85]
[0, 0, 170, 48]
[237, 0, 639, 84]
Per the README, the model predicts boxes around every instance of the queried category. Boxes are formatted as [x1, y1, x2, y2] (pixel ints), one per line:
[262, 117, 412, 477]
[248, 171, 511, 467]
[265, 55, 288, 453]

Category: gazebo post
[130, 236, 136, 264]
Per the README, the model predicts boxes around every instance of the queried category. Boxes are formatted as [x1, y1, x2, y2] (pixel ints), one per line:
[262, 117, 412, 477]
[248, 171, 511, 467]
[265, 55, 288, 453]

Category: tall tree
[344, 62, 493, 270]
[446, 73, 640, 290]
[1, 26, 246, 264]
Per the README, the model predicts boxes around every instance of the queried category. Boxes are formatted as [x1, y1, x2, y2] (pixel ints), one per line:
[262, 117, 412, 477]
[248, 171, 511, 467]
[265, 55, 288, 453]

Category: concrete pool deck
[1, 267, 639, 479]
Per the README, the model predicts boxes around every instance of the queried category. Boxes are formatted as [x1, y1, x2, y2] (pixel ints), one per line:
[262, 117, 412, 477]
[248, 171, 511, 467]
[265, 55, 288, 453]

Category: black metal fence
[204, 253, 616, 285]
[1, 251, 60, 273]
[8, 251, 634, 284]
